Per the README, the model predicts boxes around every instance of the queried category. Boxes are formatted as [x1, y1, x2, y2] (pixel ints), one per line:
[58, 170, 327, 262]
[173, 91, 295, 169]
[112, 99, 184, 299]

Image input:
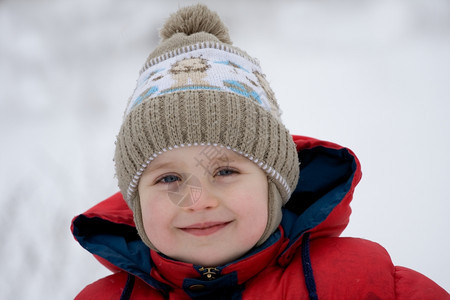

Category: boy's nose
[186, 180, 220, 211]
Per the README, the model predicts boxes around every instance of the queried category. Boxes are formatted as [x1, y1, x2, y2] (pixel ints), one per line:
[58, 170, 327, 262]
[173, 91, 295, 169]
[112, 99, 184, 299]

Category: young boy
[72, 4, 449, 299]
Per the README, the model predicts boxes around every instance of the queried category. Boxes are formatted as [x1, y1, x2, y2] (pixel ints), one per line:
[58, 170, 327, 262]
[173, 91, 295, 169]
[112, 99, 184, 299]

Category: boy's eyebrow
[214, 155, 235, 163]
[145, 161, 178, 173]
[205, 152, 242, 164]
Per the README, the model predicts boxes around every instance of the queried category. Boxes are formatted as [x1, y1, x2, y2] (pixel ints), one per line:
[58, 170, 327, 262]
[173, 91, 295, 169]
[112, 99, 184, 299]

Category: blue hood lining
[282, 146, 357, 245]
[72, 216, 169, 293]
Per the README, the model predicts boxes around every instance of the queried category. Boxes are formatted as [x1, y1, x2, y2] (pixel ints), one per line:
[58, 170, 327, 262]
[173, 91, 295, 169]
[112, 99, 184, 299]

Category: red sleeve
[394, 266, 449, 300]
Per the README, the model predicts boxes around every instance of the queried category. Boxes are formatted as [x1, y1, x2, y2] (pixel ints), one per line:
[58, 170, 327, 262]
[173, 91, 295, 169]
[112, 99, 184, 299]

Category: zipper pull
[198, 267, 220, 280]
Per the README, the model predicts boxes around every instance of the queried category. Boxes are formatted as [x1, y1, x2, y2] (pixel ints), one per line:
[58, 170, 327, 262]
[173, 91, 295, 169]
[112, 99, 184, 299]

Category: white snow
[0, 0, 449, 298]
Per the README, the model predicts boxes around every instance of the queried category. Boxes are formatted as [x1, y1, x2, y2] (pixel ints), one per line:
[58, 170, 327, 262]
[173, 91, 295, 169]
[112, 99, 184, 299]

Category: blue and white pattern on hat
[125, 45, 273, 117]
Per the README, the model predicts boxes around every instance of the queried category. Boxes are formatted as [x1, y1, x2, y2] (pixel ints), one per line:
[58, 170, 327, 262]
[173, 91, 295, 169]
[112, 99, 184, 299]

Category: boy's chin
[170, 249, 247, 267]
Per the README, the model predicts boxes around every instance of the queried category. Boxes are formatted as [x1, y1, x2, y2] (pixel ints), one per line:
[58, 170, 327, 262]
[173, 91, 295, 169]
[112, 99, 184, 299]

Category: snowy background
[1, 0, 449, 298]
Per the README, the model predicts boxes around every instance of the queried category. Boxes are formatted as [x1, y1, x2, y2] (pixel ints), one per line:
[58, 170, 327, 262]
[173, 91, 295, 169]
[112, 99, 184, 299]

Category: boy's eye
[157, 174, 180, 184]
[216, 168, 237, 177]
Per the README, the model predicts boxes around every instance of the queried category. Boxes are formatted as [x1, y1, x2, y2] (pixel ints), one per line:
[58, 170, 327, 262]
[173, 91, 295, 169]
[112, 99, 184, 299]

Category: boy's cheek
[139, 189, 166, 204]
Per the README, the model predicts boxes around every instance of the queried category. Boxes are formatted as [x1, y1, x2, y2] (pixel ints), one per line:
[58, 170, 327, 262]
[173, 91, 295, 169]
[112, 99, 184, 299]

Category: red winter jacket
[72, 135, 449, 299]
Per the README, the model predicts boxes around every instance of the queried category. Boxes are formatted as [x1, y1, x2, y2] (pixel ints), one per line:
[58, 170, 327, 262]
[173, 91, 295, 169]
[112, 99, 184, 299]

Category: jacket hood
[71, 135, 361, 293]
[279, 135, 361, 262]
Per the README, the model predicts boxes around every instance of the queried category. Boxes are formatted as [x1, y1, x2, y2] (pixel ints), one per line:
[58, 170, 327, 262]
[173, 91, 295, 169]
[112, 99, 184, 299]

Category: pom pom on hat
[160, 4, 232, 44]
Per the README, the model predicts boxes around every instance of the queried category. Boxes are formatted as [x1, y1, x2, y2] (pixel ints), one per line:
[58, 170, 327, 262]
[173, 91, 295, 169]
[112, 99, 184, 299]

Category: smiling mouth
[180, 221, 232, 236]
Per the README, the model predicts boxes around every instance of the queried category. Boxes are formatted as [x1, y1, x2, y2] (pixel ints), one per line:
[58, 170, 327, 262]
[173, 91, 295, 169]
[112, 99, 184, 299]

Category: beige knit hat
[114, 4, 299, 249]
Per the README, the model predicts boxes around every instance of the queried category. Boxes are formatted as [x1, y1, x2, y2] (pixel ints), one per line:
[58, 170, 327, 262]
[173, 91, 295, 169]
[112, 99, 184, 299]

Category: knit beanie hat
[114, 4, 299, 250]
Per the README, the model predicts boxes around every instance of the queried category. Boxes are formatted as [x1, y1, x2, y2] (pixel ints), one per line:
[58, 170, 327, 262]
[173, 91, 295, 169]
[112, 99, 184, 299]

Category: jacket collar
[149, 228, 286, 289]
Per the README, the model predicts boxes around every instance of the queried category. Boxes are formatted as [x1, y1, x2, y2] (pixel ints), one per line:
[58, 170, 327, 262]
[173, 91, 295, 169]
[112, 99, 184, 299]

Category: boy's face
[138, 146, 268, 266]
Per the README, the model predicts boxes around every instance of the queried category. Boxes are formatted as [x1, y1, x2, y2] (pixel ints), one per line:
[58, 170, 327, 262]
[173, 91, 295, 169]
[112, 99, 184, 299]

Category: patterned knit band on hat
[114, 4, 300, 249]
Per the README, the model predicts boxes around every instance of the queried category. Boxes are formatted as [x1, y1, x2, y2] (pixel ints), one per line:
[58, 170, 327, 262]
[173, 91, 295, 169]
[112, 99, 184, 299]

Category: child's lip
[180, 221, 232, 236]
